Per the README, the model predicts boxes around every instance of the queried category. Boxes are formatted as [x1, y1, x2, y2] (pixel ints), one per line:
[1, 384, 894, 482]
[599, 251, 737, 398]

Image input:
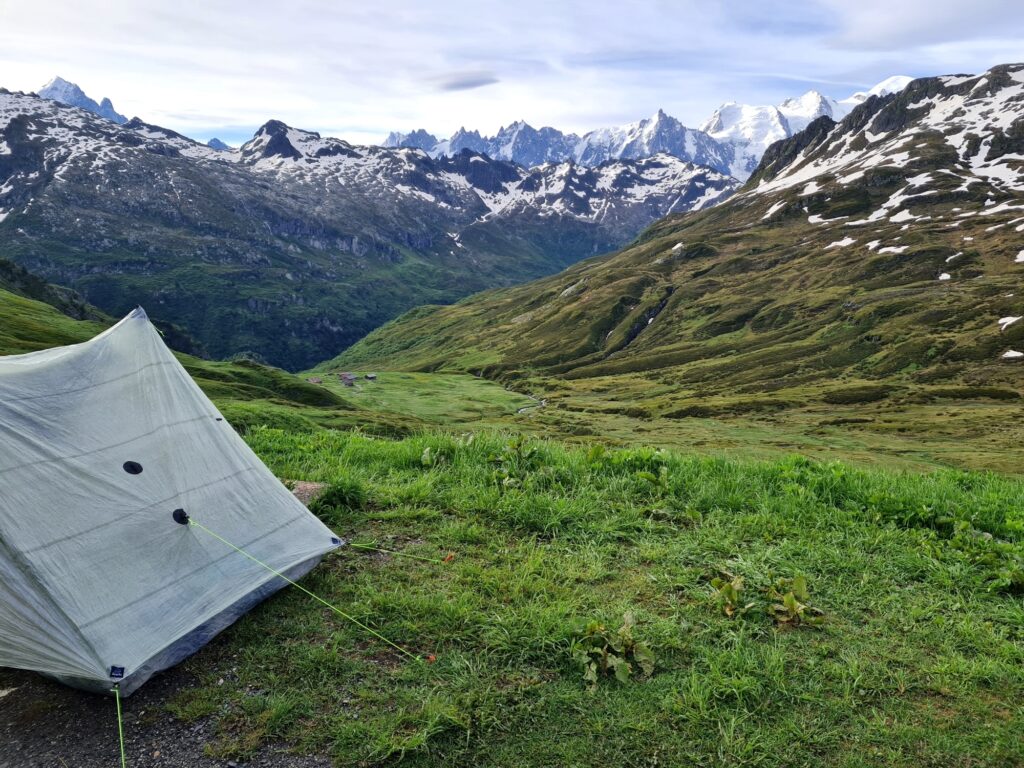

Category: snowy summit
[37, 76, 127, 124]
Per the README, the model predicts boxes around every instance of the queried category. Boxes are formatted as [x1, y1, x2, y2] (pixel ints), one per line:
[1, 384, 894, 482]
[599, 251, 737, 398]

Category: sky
[2, 0, 1023, 147]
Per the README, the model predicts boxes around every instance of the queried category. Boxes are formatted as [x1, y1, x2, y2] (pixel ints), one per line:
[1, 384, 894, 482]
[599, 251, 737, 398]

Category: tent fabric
[0, 308, 339, 696]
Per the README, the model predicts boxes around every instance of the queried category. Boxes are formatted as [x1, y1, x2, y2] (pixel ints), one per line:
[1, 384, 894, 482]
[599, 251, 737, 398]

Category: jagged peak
[37, 76, 127, 124]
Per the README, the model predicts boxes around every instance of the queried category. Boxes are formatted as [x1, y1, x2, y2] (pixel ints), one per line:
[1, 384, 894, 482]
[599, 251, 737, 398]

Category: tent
[0, 308, 340, 696]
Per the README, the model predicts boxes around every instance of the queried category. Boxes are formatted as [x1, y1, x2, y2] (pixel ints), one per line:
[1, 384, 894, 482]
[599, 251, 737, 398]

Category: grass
[310, 370, 535, 431]
[165, 428, 1024, 767]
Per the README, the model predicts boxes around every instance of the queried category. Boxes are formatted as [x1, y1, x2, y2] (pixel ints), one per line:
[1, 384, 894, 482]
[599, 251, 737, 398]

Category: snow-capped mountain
[837, 75, 915, 112]
[386, 76, 915, 182]
[699, 76, 913, 179]
[386, 112, 735, 178]
[750, 68, 1024, 197]
[0, 87, 737, 369]
[37, 76, 126, 124]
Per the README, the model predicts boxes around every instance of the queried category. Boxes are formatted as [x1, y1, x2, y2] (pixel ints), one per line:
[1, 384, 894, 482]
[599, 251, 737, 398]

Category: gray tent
[0, 308, 340, 696]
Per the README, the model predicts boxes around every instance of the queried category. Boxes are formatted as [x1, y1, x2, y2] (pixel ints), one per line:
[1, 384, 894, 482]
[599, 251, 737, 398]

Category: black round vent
[123, 461, 143, 475]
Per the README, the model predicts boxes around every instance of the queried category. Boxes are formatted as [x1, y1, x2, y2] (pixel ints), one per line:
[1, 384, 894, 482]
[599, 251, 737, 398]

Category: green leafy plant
[636, 465, 670, 495]
[571, 612, 656, 691]
[586, 443, 607, 468]
[710, 571, 754, 618]
[490, 436, 540, 493]
[767, 575, 825, 627]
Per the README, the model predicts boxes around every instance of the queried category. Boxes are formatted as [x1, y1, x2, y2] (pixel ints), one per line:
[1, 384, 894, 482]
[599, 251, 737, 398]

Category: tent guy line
[185, 515, 422, 663]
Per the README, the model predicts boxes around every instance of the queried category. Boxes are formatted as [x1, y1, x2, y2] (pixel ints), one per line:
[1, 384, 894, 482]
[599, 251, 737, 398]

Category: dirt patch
[288, 481, 327, 507]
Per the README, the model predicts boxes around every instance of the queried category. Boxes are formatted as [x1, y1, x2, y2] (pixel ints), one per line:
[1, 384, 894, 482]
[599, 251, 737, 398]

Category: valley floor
[315, 369, 1024, 474]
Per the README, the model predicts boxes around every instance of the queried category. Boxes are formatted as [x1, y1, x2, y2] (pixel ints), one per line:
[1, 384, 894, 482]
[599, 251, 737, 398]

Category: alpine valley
[0, 85, 736, 370]
[335, 64, 1024, 472]
[0, 74, 912, 371]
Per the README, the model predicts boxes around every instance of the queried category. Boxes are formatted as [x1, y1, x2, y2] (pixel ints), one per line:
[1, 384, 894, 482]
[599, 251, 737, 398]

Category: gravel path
[0, 482, 333, 768]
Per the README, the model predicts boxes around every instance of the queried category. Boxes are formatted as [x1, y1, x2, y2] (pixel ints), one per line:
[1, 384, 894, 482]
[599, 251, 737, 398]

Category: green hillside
[330, 67, 1024, 473]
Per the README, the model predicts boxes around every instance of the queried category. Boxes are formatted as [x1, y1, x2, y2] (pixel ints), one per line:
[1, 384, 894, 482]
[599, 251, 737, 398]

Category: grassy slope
[0, 287, 532, 437]
[169, 429, 1024, 767]
[329, 133, 1024, 473]
[312, 370, 533, 431]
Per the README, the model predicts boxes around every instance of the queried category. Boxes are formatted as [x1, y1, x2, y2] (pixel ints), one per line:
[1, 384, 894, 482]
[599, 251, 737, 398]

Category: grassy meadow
[167, 428, 1024, 767]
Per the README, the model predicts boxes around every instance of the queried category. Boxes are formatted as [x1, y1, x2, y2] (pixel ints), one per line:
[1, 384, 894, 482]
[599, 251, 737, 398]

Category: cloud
[820, 0, 1024, 49]
[431, 72, 500, 92]
[0, 0, 1019, 145]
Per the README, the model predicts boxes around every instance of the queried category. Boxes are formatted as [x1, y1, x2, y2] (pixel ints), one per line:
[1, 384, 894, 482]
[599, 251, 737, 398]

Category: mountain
[386, 77, 913, 181]
[37, 76, 127, 124]
[699, 76, 913, 178]
[332, 64, 1024, 438]
[206, 137, 231, 151]
[0, 88, 737, 370]
[387, 111, 737, 177]
[384, 128, 440, 153]
[838, 75, 915, 112]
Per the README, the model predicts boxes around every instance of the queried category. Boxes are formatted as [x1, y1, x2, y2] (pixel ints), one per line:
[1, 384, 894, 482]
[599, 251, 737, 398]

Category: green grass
[0, 289, 108, 353]
[310, 370, 535, 430]
[166, 428, 1024, 767]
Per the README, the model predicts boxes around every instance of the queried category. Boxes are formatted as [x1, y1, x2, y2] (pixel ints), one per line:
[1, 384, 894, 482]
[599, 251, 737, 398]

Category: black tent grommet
[172, 508, 190, 526]
[123, 461, 143, 475]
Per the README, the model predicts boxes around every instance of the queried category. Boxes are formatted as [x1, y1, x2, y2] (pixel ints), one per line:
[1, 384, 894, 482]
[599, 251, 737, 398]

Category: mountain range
[0, 87, 736, 369]
[335, 64, 1024, 435]
[384, 77, 913, 180]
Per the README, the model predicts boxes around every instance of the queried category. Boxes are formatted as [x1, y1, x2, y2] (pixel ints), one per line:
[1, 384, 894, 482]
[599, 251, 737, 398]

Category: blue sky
[2, 0, 1023, 146]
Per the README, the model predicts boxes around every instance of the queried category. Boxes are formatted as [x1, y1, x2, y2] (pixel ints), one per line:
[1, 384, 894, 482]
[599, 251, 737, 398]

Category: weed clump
[571, 612, 656, 691]
[309, 477, 368, 524]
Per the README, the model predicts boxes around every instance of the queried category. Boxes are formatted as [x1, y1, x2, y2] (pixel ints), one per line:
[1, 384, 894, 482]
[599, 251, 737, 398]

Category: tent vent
[122, 461, 143, 475]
